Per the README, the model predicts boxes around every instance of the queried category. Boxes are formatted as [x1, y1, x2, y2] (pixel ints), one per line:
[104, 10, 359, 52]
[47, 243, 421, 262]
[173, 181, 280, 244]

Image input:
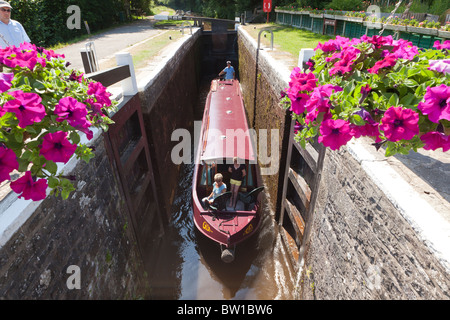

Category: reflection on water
[148, 161, 296, 300]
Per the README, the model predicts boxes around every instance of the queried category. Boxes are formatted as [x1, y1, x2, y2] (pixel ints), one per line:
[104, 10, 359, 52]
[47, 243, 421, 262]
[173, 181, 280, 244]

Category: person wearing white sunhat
[0, 0, 30, 49]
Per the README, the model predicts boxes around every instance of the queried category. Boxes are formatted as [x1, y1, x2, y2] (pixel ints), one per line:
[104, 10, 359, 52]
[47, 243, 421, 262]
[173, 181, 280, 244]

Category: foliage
[280, 36, 450, 156]
[296, 0, 332, 10]
[131, 0, 152, 14]
[325, 0, 369, 12]
[0, 43, 117, 201]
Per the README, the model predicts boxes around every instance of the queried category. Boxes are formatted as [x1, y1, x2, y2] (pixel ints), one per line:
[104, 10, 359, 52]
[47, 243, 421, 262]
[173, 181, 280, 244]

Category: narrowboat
[192, 79, 264, 263]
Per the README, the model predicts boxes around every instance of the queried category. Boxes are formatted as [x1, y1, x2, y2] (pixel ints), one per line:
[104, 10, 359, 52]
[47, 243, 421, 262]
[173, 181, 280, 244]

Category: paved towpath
[55, 17, 163, 72]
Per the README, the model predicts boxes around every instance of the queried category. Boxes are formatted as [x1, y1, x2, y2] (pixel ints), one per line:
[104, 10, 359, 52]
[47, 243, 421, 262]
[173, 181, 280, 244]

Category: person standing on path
[0, 1, 30, 49]
[219, 60, 235, 80]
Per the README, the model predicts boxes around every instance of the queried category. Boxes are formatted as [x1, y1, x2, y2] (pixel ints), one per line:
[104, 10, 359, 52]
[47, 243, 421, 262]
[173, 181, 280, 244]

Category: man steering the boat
[218, 60, 235, 80]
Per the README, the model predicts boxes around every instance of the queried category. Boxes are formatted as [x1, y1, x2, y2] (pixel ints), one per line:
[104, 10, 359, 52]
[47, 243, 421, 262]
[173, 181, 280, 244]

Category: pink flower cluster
[287, 68, 386, 150]
[285, 34, 450, 151]
[0, 42, 64, 71]
[433, 40, 450, 51]
[0, 43, 113, 201]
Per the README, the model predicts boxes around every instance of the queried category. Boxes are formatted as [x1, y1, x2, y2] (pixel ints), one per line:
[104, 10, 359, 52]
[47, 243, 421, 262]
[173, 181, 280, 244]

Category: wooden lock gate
[277, 116, 326, 272]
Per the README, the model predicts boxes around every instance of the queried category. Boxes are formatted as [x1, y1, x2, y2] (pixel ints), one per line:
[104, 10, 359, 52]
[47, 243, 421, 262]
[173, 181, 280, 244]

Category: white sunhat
[0, 1, 12, 9]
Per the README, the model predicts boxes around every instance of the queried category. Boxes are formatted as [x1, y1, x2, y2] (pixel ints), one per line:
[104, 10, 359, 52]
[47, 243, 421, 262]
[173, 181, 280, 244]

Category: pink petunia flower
[420, 131, 450, 152]
[329, 46, 360, 76]
[0, 147, 19, 183]
[368, 54, 397, 74]
[288, 91, 310, 115]
[315, 39, 341, 52]
[428, 60, 450, 75]
[392, 39, 418, 60]
[10, 171, 48, 201]
[318, 119, 353, 150]
[417, 84, 450, 123]
[54, 96, 91, 128]
[305, 109, 332, 125]
[6, 50, 39, 71]
[68, 70, 84, 83]
[361, 34, 393, 49]
[0, 72, 14, 93]
[3, 90, 46, 128]
[305, 84, 342, 113]
[84, 98, 105, 117]
[87, 82, 112, 106]
[433, 40, 450, 50]
[289, 68, 317, 92]
[39, 131, 77, 164]
[380, 106, 419, 142]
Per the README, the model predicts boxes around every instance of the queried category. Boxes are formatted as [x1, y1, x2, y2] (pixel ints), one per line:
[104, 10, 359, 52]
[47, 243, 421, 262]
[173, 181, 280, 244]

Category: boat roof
[201, 80, 256, 162]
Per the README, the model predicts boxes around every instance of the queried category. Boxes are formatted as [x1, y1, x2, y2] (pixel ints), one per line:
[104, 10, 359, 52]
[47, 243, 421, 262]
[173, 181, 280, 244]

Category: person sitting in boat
[218, 60, 235, 80]
[202, 173, 227, 209]
[228, 157, 246, 208]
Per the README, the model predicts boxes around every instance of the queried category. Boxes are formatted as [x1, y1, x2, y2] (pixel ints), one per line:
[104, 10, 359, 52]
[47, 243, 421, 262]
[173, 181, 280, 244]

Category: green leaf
[60, 178, 75, 200]
[17, 157, 30, 172]
[44, 160, 58, 175]
[70, 131, 81, 145]
[407, 67, 421, 78]
[47, 176, 59, 189]
[400, 93, 416, 107]
[25, 126, 37, 134]
[388, 93, 399, 107]
[352, 114, 365, 126]
[403, 79, 419, 88]
[75, 144, 95, 163]
[14, 130, 23, 143]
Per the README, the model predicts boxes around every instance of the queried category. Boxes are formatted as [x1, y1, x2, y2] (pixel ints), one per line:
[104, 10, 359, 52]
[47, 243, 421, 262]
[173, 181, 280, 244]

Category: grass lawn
[242, 23, 334, 66]
[154, 20, 195, 28]
[131, 30, 184, 69]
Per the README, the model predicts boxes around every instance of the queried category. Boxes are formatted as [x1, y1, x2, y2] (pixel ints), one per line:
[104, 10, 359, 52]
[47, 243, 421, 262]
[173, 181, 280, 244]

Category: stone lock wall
[237, 26, 450, 300]
[0, 133, 149, 299]
[298, 149, 450, 300]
